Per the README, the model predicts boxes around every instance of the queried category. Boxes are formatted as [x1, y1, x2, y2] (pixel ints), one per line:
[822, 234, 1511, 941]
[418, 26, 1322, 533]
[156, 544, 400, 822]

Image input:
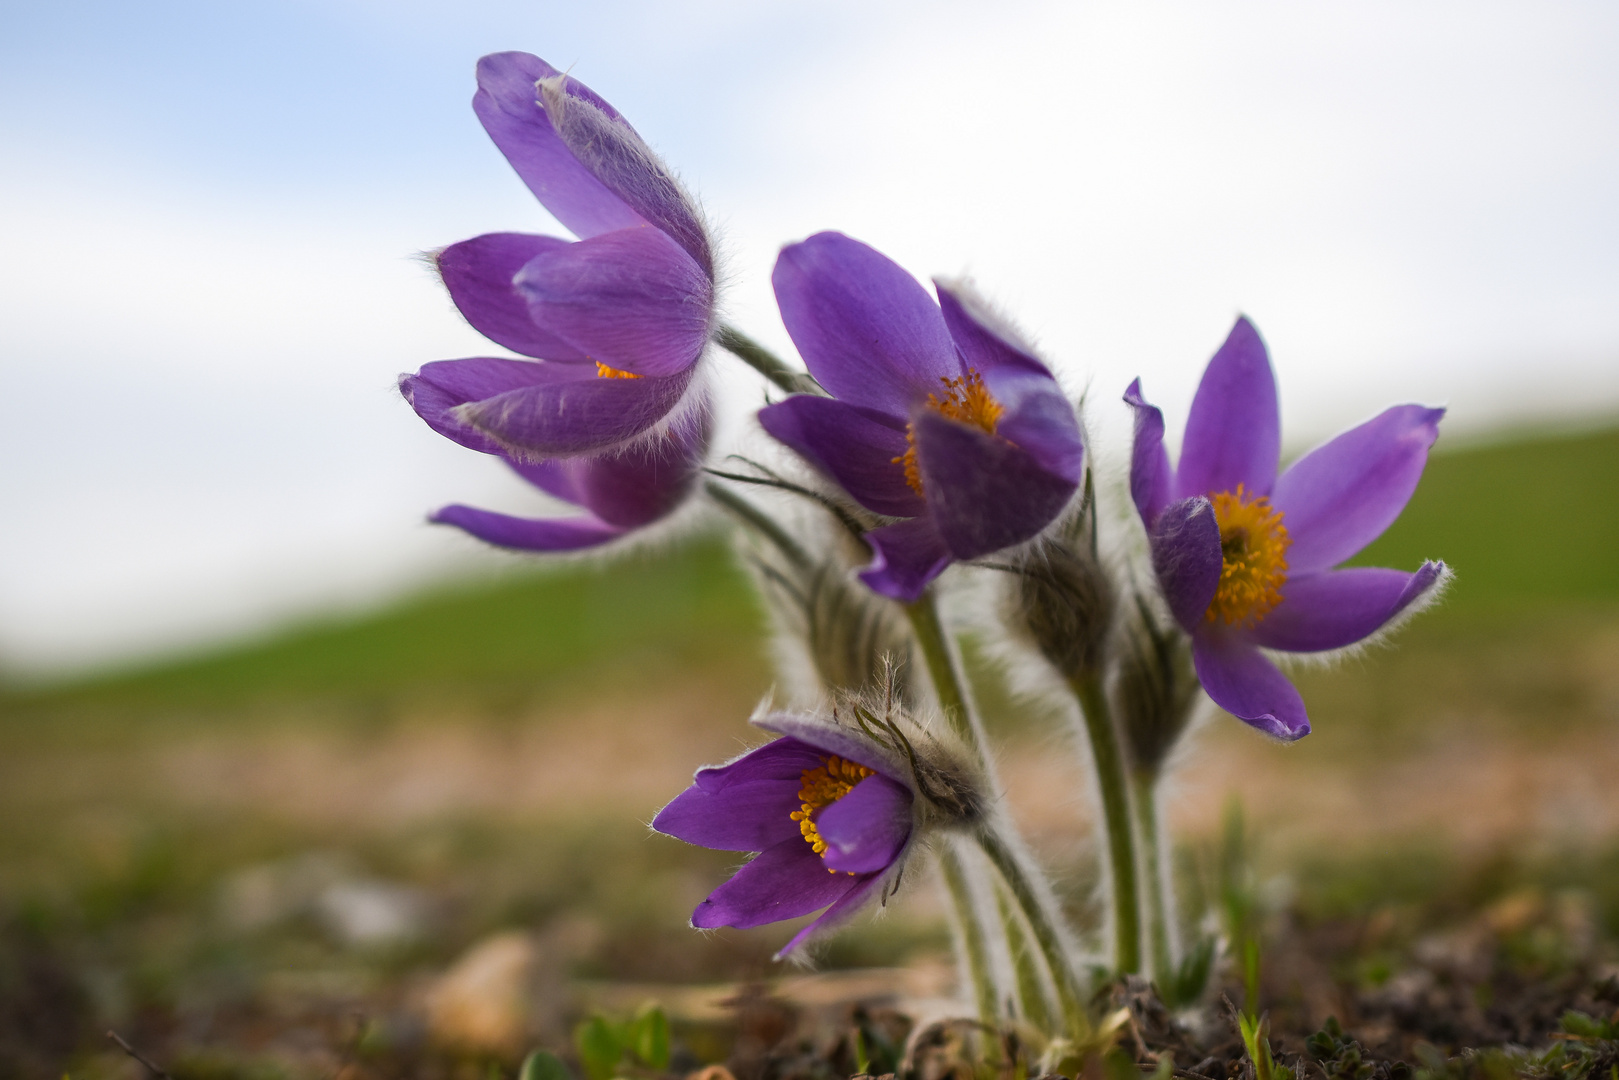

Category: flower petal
[690, 837, 859, 929]
[1125, 378, 1173, 527]
[934, 280, 1054, 378]
[913, 409, 1077, 559]
[756, 396, 924, 518]
[436, 233, 590, 361]
[1271, 405, 1446, 573]
[981, 365, 1085, 485]
[777, 871, 886, 957]
[513, 227, 711, 377]
[753, 714, 911, 782]
[1149, 497, 1224, 631]
[400, 356, 563, 456]
[1176, 317, 1281, 500]
[1248, 562, 1448, 653]
[430, 505, 623, 551]
[653, 736, 827, 852]
[1192, 634, 1310, 741]
[858, 517, 954, 602]
[815, 775, 912, 874]
[535, 73, 712, 274]
[772, 232, 956, 413]
[455, 363, 694, 458]
[472, 52, 647, 240]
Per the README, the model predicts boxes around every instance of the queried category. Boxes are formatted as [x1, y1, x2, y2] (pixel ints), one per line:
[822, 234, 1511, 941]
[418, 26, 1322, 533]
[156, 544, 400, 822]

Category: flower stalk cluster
[398, 50, 1451, 1064]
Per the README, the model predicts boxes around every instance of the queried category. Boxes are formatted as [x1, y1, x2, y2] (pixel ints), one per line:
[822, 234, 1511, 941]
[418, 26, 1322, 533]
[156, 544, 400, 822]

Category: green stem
[975, 828, 1086, 1039]
[1132, 767, 1173, 987]
[903, 590, 986, 764]
[1068, 674, 1142, 974]
[713, 323, 820, 396]
[995, 879, 1055, 1033]
[702, 480, 810, 568]
[937, 840, 1001, 1036]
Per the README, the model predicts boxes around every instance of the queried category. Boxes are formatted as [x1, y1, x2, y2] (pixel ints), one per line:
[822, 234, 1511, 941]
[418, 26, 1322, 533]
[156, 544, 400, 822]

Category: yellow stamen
[789, 755, 875, 874]
[892, 370, 1005, 496]
[1206, 484, 1290, 626]
[594, 361, 641, 379]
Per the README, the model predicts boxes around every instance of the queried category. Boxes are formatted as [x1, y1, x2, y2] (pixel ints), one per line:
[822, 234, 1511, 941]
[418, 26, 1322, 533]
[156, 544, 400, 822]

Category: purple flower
[432, 400, 710, 552]
[653, 713, 920, 956]
[758, 232, 1085, 602]
[1126, 317, 1448, 741]
[401, 52, 714, 460]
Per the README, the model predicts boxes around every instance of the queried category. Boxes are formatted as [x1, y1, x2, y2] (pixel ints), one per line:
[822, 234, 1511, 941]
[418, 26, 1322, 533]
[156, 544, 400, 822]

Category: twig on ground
[107, 1030, 175, 1080]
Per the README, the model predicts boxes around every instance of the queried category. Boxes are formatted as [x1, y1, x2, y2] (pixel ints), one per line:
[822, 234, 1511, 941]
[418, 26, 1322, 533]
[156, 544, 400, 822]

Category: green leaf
[575, 1016, 624, 1080]
[630, 1004, 670, 1071]
[520, 1050, 574, 1080]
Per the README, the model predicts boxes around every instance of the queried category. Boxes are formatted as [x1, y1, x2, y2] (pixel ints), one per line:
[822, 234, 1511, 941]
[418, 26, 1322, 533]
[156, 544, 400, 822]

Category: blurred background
[1, 1, 1616, 1076]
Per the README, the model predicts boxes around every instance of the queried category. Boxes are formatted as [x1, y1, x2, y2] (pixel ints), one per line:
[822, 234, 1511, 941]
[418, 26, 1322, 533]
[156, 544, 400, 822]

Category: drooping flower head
[402, 52, 714, 461]
[1126, 317, 1448, 740]
[653, 710, 981, 956]
[432, 397, 711, 552]
[758, 232, 1085, 602]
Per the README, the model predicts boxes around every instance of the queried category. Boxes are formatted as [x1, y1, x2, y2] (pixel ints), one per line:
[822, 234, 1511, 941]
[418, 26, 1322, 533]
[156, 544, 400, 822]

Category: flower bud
[1113, 596, 1199, 774]
[1006, 492, 1115, 683]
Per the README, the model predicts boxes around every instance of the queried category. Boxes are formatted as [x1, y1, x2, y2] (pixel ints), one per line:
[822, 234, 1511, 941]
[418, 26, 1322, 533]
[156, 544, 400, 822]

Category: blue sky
[3, 0, 1616, 672]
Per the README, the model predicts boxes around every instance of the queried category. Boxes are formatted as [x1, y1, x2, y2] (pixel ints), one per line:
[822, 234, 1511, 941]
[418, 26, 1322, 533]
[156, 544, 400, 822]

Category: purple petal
[1176, 317, 1281, 500]
[505, 457, 582, 505]
[981, 365, 1085, 484]
[913, 410, 1077, 560]
[858, 517, 954, 602]
[1125, 379, 1173, 527]
[772, 232, 957, 413]
[536, 74, 712, 274]
[513, 227, 711, 378]
[436, 233, 590, 361]
[934, 281, 1054, 378]
[1192, 634, 1310, 741]
[690, 837, 860, 929]
[1271, 405, 1446, 573]
[756, 396, 924, 518]
[430, 505, 623, 551]
[815, 776, 912, 874]
[1248, 562, 1448, 653]
[1148, 497, 1224, 631]
[653, 737, 827, 852]
[455, 364, 695, 457]
[472, 52, 646, 240]
[752, 714, 910, 782]
[400, 356, 564, 456]
[777, 871, 887, 957]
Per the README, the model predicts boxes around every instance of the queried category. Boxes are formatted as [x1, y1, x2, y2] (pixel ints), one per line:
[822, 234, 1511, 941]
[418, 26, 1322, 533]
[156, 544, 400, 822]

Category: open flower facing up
[1126, 317, 1448, 740]
[432, 398, 710, 552]
[758, 232, 1085, 602]
[402, 51, 714, 461]
[654, 710, 976, 956]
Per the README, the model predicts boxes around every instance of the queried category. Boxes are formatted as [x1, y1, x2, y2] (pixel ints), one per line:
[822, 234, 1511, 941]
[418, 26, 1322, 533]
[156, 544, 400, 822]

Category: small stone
[425, 931, 539, 1053]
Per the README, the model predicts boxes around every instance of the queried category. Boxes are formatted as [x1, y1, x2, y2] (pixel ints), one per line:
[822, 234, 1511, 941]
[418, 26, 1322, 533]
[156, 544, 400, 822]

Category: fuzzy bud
[765, 557, 917, 703]
[1113, 595, 1200, 774]
[1007, 494, 1115, 683]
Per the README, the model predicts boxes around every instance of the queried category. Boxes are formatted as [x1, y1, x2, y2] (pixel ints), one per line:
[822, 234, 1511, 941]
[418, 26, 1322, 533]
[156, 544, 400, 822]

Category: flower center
[892, 370, 1005, 496]
[1206, 484, 1290, 626]
[790, 755, 875, 874]
[595, 361, 641, 379]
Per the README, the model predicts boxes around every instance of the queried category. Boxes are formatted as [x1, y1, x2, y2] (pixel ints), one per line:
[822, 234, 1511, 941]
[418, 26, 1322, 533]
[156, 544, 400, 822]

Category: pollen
[892, 370, 1005, 496]
[594, 361, 641, 379]
[1206, 484, 1291, 627]
[790, 755, 875, 874]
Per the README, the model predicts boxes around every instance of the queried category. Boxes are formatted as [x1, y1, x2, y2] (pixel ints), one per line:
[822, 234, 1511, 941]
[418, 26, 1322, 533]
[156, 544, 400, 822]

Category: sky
[2, 0, 1616, 675]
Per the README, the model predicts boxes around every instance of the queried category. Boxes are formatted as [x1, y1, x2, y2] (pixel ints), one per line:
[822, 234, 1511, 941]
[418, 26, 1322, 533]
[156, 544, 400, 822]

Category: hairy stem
[938, 840, 1002, 1037]
[903, 590, 988, 766]
[975, 827, 1086, 1039]
[1132, 767, 1174, 986]
[703, 479, 811, 568]
[713, 323, 820, 396]
[995, 879, 1055, 1033]
[1068, 674, 1143, 974]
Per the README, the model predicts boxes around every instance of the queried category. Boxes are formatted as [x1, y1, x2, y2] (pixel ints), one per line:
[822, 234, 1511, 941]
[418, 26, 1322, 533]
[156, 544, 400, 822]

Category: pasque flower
[758, 232, 1084, 602]
[1126, 317, 1448, 740]
[654, 710, 978, 955]
[401, 51, 714, 460]
[432, 399, 710, 552]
